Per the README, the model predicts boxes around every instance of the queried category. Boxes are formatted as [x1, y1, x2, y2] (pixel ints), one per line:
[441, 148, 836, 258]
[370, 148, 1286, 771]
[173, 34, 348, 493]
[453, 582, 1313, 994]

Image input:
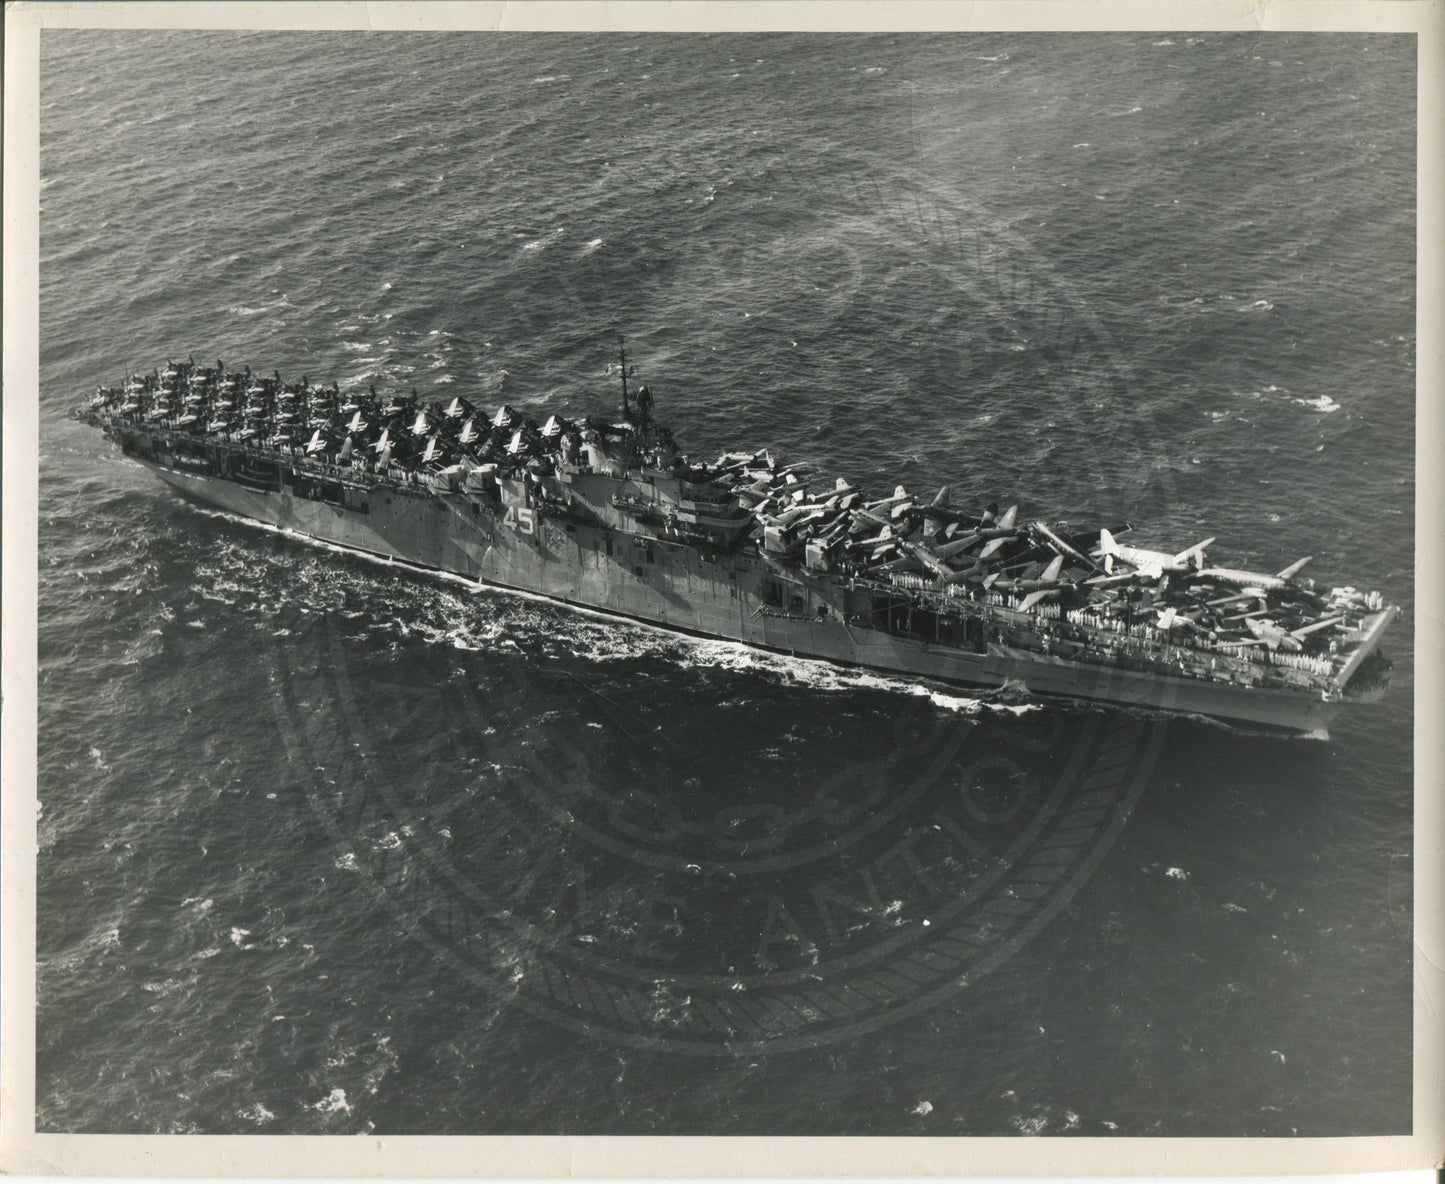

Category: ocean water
[35, 30, 1414, 1135]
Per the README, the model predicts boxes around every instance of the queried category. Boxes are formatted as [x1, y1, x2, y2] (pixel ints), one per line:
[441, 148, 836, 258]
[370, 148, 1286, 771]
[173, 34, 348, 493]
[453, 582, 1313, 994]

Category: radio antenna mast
[617, 336, 632, 419]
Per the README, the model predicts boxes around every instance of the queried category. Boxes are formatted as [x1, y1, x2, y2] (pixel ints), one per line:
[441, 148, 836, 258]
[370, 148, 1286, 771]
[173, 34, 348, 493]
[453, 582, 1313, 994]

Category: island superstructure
[78, 347, 1399, 734]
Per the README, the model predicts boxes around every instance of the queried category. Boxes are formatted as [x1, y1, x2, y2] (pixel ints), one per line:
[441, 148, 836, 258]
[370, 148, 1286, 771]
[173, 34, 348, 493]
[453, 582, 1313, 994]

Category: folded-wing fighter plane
[977, 505, 1021, 559]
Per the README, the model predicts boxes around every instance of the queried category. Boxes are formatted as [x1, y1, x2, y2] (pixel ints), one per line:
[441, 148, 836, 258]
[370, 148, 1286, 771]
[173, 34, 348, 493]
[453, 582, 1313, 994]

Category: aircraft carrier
[77, 347, 1399, 735]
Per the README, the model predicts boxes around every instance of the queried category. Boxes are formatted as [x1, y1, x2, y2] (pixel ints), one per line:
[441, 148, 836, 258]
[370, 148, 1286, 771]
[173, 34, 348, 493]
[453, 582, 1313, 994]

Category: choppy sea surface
[36, 31, 1414, 1135]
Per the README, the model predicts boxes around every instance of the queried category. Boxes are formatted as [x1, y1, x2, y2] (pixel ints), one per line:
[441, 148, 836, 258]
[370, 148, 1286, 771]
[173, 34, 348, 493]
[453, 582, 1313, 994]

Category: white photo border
[3, 1, 1440, 1177]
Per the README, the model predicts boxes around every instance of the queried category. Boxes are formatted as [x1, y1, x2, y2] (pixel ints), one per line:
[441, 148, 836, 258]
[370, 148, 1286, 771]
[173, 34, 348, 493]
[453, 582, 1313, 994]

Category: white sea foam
[522, 227, 566, 252]
[312, 1088, 351, 1114]
[182, 502, 1042, 718]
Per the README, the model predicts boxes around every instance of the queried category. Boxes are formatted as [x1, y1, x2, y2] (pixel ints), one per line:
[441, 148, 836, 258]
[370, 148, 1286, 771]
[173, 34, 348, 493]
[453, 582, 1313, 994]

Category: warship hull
[136, 446, 1357, 735]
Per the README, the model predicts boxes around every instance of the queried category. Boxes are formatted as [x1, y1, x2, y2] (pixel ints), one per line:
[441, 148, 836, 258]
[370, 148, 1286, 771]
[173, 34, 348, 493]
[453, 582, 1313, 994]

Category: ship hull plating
[145, 459, 1348, 735]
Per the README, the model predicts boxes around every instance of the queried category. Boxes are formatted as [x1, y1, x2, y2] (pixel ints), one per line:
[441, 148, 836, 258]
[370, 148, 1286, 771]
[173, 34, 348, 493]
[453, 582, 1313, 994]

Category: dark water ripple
[36, 30, 1413, 1135]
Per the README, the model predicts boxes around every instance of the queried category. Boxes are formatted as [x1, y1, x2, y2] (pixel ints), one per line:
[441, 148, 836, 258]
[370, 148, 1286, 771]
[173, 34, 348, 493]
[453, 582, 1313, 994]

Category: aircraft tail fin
[1173, 536, 1216, 569]
[1099, 527, 1119, 573]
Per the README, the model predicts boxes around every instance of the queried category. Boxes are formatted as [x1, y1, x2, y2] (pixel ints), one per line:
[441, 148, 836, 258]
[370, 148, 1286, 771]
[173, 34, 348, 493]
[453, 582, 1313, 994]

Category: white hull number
[504, 505, 537, 536]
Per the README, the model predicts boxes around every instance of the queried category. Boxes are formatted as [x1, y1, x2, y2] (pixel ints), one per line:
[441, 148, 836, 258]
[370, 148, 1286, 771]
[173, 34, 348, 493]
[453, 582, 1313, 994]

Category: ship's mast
[617, 336, 631, 419]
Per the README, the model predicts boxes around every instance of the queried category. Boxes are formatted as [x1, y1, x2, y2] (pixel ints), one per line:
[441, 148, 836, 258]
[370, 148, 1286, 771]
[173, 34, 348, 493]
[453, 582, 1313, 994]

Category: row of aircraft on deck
[701, 455, 1379, 656]
[91, 360, 1381, 657]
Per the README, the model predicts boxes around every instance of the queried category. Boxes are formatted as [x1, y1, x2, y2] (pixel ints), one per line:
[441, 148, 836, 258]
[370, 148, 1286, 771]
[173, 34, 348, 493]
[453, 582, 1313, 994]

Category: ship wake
[183, 502, 1041, 717]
